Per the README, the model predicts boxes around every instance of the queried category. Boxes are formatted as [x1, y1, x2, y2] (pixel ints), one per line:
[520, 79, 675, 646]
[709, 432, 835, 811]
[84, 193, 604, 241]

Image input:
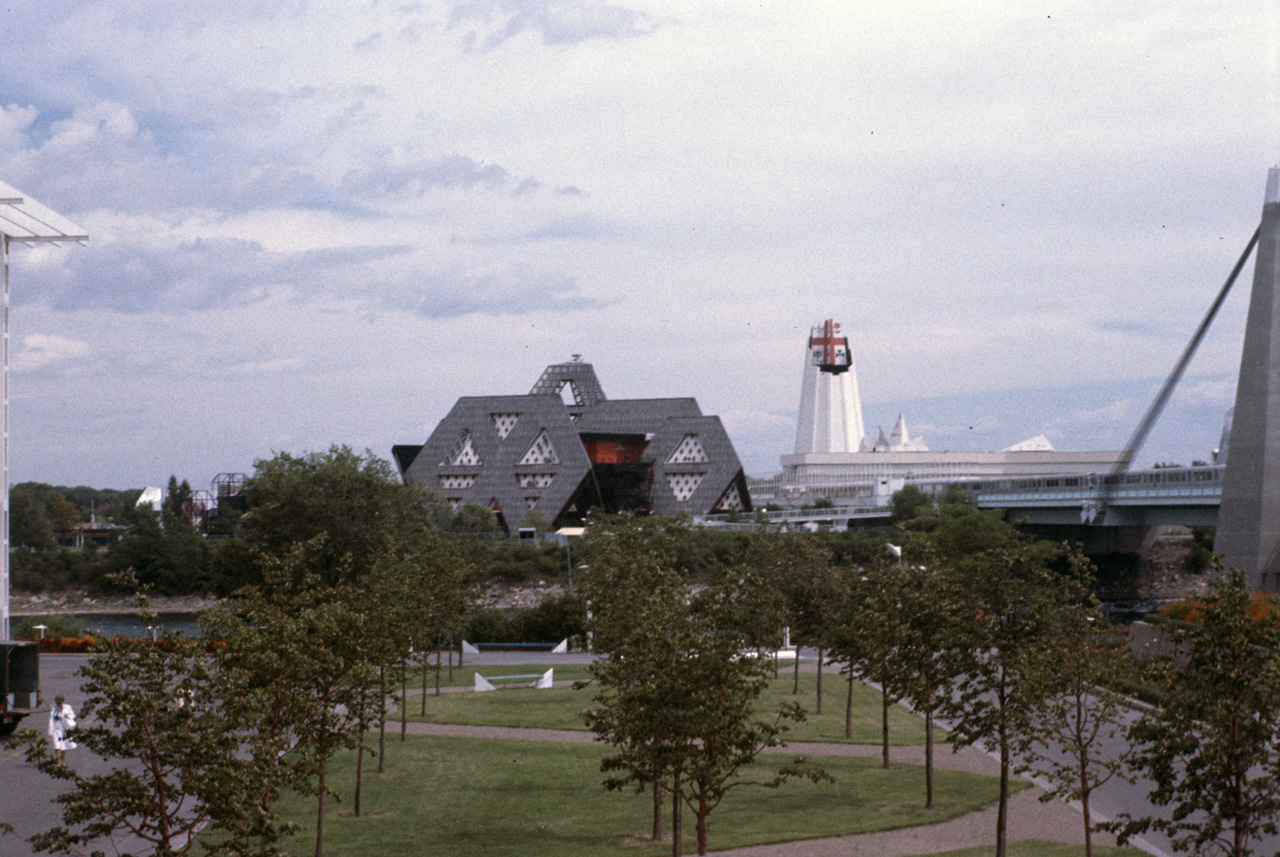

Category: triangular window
[441, 431, 482, 466]
[715, 482, 743, 511]
[667, 434, 708, 464]
[666, 472, 705, 502]
[491, 413, 520, 440]
[525, 497, 539, 510]
[518, 430, 559, 465]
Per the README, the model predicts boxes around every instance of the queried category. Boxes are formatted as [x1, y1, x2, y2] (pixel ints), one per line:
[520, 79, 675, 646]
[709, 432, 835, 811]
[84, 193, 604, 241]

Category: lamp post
[0, 184, 86, 641]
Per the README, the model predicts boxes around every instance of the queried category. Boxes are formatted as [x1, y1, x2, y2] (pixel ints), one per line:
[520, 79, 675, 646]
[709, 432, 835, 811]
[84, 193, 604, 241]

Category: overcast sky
[0, 1, 1276, 491]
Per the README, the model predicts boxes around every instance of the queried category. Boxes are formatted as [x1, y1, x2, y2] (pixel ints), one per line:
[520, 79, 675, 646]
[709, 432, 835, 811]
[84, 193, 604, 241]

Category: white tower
[794, 319, 866, 454]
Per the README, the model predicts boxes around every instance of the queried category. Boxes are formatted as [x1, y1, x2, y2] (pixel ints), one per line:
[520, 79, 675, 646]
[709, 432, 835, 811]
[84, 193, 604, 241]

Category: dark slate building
[393, 358, 751, 531]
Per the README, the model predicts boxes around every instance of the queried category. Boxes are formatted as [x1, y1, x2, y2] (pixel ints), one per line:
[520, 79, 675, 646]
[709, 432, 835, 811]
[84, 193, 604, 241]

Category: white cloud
[15, 334, 91, 371]
[0, 0, 1270, 488]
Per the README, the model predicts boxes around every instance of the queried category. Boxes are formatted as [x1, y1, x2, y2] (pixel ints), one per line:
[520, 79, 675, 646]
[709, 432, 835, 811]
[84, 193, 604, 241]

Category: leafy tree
[10, 483, 56, 550]
[1018, 554, 1133, 857]
[22, 627, 258, 856]
[886, 548, 968, 807]
[890, 484, 932, 524]
[1109, 569, 1280, 857]
[242, 446, 430, 587]
[582, 518, 823, 856]
[204, 546, 370, 857]
[937, 532, 1066, 857]
[98, 475, 211, 595]
[449, 502, 501, 534]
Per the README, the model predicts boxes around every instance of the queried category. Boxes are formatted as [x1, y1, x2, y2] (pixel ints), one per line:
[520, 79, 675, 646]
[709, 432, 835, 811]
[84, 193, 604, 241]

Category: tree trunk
[652, 779, 662, 840]
[844, 670, 854, 739]
[401, 657, 409, 740]
[671, 777, 682, 857]
[772, 649, 778, 679]
[996, 720, 1009, 857]
[816, 647, 824, 714]
[1081, 784, 1092, 857]
[696, 795, 709, 855]
[315, 767, 326, 857]
[435, 634, 443, 696]
[354, 732, 364, 817]
[925, 709, 934, 809]
[421, 650, 428, 716]
[792, 642, 800, 694]
[447, 635, 454, 681]
[378, 665, 387, 774]
[881, 683, 890, 769]
[458, 630, 464, 666]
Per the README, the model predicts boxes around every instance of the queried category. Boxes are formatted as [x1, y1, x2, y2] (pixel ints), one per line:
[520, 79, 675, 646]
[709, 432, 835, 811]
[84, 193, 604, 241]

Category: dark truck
[1, 641, 39, 736]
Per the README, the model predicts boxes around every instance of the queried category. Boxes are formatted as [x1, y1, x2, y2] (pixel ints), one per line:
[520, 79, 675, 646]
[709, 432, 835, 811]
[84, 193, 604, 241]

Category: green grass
[918, 843, 1144, 857]
[405, 667, 945, 746]
[269, 734, 1018, 857]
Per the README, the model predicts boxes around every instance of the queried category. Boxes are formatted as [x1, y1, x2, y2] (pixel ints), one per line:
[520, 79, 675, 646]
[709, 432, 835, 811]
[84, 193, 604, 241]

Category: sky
[0, 0, 1276, 491]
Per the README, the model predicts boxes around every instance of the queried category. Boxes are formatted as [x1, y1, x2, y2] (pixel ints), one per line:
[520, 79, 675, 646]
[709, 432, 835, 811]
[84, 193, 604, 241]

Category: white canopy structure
[0, 181, 87, 640]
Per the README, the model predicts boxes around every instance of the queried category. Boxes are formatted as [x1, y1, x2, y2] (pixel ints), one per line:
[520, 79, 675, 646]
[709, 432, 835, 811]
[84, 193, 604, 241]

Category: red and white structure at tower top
[794, 319, 866, 454]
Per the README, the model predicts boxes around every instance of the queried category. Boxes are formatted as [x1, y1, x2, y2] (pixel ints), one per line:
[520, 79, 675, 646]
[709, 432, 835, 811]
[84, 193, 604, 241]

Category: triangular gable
[518, 429, 560, 465]
[441, 431, 482, 466]
[714, 481, 743, 511]
[666, 434, 709, 464]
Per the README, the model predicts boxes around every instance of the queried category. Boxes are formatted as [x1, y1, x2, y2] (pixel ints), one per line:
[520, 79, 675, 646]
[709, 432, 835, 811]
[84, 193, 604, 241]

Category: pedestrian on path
[47, 695, 76, 764]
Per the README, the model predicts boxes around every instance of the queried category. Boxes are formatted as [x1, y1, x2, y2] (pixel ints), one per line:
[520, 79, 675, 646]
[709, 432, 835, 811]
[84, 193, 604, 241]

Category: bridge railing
[970, 464, 1224, 505]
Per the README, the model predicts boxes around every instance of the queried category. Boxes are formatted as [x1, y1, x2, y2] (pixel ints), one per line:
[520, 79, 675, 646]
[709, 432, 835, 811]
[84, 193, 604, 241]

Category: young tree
[883, 549, 968, 806]
[1109, 569, 1280, 857]
[23, 631, 255, 857]
[204, 546, 370, 857]
[937, 534, 1066, 857]
[582, 518, 823, 856]
[1017, 555, 1133, 857]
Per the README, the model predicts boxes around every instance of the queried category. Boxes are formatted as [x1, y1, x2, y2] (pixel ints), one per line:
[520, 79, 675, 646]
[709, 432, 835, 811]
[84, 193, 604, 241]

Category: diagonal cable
[1094, 224, 1261, 518]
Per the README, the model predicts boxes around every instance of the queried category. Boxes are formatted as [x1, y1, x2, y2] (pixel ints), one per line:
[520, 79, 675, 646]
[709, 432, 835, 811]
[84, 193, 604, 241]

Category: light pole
[0, 184, 86, 641]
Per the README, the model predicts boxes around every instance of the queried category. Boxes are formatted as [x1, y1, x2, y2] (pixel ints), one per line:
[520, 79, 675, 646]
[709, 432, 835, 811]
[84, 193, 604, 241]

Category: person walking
[47, 695, 77, 764]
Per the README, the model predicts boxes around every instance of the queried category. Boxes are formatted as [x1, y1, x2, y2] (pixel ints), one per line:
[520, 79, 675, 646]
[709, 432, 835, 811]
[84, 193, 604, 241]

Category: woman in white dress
[47, 694, 76, 764]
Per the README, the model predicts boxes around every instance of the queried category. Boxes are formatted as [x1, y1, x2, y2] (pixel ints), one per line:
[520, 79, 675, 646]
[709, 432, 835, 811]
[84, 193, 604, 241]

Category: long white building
[752, 319, 1126, 506]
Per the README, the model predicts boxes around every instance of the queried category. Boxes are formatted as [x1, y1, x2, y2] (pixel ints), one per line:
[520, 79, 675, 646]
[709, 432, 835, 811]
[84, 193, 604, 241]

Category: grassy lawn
[269, 734, 1018, 857]
[404, 668, 945, 746]
[919, 843, 1144, 857]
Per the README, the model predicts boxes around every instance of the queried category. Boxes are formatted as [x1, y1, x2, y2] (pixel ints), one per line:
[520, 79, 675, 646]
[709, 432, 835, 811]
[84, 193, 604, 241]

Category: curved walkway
[398, 719, 1122, 856]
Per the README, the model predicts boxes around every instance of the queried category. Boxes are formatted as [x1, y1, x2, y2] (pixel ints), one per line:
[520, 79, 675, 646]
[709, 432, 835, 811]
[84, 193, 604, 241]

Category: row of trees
[11, 446, 472, 857]
[578, 495, 1280, 857]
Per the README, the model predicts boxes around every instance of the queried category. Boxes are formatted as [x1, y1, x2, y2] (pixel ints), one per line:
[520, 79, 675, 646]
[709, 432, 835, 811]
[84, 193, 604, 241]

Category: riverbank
[10, 592, 218, 616]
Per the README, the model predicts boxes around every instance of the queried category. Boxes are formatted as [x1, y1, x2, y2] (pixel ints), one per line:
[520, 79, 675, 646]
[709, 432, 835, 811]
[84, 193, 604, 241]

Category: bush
[464, 592, 587, 644]
[12, 614, 86, 639]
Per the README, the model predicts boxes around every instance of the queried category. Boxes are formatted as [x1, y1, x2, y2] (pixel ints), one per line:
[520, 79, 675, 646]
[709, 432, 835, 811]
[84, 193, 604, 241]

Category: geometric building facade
[394, 357, 751, 531]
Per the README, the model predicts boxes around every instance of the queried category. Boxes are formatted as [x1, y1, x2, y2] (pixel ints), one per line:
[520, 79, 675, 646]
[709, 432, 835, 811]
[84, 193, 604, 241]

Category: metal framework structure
[0, 181, 87, 639]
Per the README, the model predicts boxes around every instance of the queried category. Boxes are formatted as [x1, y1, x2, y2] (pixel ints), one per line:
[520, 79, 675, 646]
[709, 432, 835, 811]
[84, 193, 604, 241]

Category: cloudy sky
[0, 0, 1276, 491]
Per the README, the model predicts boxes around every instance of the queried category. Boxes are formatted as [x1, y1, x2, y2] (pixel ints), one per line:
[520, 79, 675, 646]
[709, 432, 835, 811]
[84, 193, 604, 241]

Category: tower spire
[793, 319, 865, 454]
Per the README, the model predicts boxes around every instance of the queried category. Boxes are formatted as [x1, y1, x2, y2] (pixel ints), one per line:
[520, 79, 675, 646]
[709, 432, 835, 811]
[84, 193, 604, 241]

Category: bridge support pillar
[1216, 168, 1280, 591]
